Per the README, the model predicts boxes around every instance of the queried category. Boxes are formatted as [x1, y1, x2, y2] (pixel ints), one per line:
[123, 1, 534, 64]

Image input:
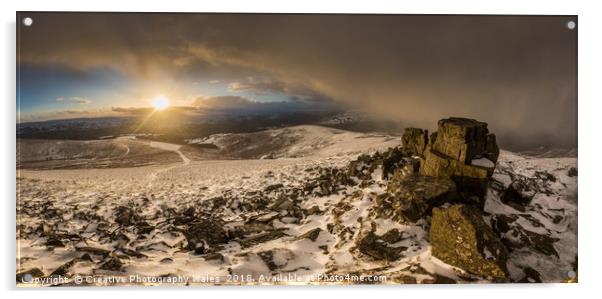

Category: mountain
[16, 122, 577, 285]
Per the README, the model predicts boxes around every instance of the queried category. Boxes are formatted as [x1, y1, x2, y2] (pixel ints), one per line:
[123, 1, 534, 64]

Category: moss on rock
[430, 204, 508, 279]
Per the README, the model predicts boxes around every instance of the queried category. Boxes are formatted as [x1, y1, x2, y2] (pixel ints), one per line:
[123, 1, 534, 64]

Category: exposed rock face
[402, 128, 429, 156]
[431, 118, 499, 164]
[430, 204, 508, 279]
[385, 174, 456, 222]
[420, 117, 499, 202]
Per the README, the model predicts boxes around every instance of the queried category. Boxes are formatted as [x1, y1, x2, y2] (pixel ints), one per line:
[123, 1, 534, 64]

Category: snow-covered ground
[16, 126, 577, 286]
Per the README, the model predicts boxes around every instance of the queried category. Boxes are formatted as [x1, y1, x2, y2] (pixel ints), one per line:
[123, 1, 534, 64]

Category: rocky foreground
[16, 119, 577, 285]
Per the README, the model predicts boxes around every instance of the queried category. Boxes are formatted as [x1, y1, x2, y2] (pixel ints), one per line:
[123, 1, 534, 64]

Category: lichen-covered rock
[430, 204, 508, 279]
[431, 118, 498, 164]
[420, 149, 493, 199]
[385, 174, 456, 222]
[402, 128, 429, 156]
[417, 117, 499, 202]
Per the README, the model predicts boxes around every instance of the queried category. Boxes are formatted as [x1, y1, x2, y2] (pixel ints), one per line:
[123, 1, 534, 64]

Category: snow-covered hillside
[16, 125, 577, 285]
[186, 125, 401, 159]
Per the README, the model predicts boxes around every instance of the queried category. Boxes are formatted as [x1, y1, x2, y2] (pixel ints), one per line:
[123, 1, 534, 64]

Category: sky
[16, 13, 577, 149]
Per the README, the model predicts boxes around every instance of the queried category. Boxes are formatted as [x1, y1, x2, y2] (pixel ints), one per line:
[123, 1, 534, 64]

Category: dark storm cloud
[17, 13, 577, 149]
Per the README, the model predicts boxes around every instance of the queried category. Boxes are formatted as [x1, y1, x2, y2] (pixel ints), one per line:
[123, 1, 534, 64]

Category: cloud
[18, 13, 577, 149]
[19, 108, 114, 123]
[192, 95, 256, 109]
[53, 96, 93, 105]
[228, 77, 333, 103]
[208, 80, 220, 84]
[71, 97, 92, 104]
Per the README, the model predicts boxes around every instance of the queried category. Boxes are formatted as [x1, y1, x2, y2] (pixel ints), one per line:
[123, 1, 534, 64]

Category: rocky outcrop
[430, 204, 508, 279]
[402, 128, 429, 156]
[419, 117, 499, 203]
[431, 118, 499, 163]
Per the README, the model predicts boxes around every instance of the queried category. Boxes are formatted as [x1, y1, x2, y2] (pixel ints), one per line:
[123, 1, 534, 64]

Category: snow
[16, 127, 577, 285]
[472, 157, 495, 168]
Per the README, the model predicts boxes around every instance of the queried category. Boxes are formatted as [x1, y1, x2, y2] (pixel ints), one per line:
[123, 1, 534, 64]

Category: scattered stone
[357, 231, 404, 261]
[381, 147, 407, 179]
[430, 204, 508, 279]
[381, 229, 404, 244]
[180, 217, 230, 252]
[75, 246, 111, 257]
[502, 179, 535, 205]
[568, 167, 578, 177]
[296, 228, 322, 242]
[304, 205, 323, 216]
[204, 252, 225, 262]
[240, 229, 288, 248]
[45, 236, 65, 247]
[114, 206, 138, 226]
[258, 249, 294, 271]
[98, 257, 124, 272]
[264, 183, 284, 192]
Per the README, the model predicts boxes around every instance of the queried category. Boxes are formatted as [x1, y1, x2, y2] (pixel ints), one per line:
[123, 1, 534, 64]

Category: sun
[152, 95, 170, 111]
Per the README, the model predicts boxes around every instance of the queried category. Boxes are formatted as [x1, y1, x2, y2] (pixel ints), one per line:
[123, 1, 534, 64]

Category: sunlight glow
[152, 95, 170, 111]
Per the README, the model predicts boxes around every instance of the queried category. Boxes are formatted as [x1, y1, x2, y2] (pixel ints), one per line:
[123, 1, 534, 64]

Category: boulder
[418, 117, 499, 202]
[385, 174, 456, 222]
[430, 204, 508, 279]
[420, 149, 493, 199]
[431, 118, 499, 164]
[402, 128, 429, 156]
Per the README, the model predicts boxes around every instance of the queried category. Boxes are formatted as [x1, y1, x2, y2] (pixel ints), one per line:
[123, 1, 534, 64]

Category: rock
[240, 229, 288, 248]
[430, 204, 509, 279]
[203, 252, 225, 262]
[568, 167, 578, 177]
[416, 118, 499, 203]
[181, 217, 230, 252]
[431, 118, 498, 164]
[381, 229, 404, 244]
[304, 205, 323, 216]
[98, 257, 124, 272]
[402, 128, 429, 156]
[502, 179, 535, 205]
[75, 246, 111, 257]
[420, 148, 493, 199]
[386, 174, 456, 222]
[50, 256, 87, 277]
[45, 236, 65, 247]
[356, 231, 405, 261]
[296, 228, 322, 242]
[114, 206, 139, 226]
[381, 147, 407, 179]
[264, 183, 284, 192]
[258, 248, 294, 271]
